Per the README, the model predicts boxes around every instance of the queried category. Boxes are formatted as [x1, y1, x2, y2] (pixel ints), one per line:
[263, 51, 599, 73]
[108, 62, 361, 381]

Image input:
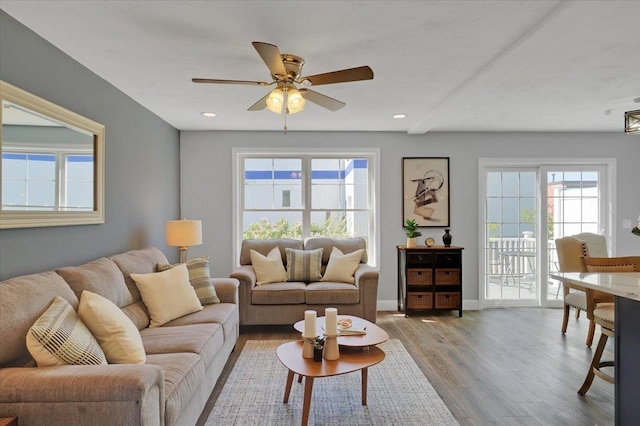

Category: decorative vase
[407, 237, 417, 248]
[442, 229, 452, 247]
[313, 346, 323, 362]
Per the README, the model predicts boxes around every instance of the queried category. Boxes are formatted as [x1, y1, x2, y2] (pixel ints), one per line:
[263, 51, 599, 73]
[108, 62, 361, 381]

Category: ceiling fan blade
[252, 41, 287, 78]
[247, 92, 270, 111]
[192, 78, 270, 86]
[302, 66, 373, 86]
[299, 89, 346, 111]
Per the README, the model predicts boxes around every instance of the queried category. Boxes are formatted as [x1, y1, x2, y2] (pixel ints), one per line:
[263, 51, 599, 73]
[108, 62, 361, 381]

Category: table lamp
[166, 219, 202, 263]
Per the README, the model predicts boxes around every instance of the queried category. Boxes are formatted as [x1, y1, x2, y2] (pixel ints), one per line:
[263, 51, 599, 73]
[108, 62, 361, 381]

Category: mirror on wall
[1, 80, 105, 229]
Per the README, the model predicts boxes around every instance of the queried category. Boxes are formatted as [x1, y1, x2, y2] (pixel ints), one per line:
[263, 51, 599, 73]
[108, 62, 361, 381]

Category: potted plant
[403, 219, 422, 248]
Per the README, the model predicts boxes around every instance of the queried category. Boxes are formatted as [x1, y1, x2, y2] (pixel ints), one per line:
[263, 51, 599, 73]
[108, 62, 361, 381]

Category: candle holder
[301, 334, 316, 359]
[323, 332, 340, 361]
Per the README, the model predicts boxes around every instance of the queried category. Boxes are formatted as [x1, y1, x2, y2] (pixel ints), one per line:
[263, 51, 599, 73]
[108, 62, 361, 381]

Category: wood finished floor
[197, 309, 614, 426]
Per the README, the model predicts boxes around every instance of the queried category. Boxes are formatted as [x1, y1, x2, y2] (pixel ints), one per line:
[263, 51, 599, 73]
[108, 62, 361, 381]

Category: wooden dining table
[551, 272, 640, 425]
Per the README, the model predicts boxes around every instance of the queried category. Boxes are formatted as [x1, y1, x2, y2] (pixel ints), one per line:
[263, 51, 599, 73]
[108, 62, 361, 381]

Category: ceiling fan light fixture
[624, 109, 640, 135]
[266, 88, 284, 114]
[287, 88, 305, 114]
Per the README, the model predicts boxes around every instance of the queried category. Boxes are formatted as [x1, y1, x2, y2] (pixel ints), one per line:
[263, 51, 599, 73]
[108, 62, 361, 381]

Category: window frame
[233, 148, 380, 268]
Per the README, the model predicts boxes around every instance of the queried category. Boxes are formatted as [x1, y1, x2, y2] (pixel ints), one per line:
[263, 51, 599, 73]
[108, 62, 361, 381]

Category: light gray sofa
[231, 237, 379, 326]
[0, 247, 239, 426]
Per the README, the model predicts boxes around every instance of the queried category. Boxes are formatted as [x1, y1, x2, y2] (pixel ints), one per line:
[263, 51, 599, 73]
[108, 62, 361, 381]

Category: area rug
[205, 339, 459, 425]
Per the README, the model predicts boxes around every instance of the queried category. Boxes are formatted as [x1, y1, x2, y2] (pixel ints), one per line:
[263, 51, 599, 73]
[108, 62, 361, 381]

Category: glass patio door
[483, 169, 539, 306]
[480, 161, 610, 308]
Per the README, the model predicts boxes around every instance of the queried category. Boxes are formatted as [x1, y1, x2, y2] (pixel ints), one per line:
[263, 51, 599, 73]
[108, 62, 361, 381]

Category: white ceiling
[2, 0, 639, 133]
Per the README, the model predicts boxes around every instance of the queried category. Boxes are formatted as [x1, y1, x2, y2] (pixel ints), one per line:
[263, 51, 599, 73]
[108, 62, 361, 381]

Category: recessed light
[201, 112, 217, 117]
[393, 113, 407, 119]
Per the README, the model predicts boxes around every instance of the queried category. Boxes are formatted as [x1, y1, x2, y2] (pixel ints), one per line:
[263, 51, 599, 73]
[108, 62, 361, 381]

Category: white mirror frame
[0, 80, 105, 229]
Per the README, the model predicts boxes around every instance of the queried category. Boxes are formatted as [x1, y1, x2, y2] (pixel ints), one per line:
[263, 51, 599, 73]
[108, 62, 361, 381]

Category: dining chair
[577, 256, 640, 395]
[555, 233, 611, 346]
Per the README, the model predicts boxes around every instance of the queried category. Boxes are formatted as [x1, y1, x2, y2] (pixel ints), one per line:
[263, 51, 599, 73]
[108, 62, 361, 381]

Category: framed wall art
[402, 157, 450, 227]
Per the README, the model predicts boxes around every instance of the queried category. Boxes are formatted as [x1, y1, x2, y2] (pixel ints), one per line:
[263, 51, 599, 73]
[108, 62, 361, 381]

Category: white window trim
[477, 157, 617, 310]
[233, 147, 380, 269]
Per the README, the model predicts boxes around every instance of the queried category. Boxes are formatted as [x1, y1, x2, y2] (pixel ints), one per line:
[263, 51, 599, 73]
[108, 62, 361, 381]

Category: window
[235, 150, 378, 266]
[2, 151, 94, 211]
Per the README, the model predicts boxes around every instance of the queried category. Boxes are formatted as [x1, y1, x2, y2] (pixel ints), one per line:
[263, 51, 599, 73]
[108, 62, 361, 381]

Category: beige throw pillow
[250, 247, 288, 285]
[26, 296, 107, 366]
[321, 247, 364, 284]
[78, 290, 146, 364]
[157, 256, 220, 304]
[131, 264, 203, 327]
[286, 247, 323, 282]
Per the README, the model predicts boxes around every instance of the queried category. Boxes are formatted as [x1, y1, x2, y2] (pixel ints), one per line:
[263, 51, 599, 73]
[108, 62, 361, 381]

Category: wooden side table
[277, 340, 385, 426]
[0, 418, 17, 426]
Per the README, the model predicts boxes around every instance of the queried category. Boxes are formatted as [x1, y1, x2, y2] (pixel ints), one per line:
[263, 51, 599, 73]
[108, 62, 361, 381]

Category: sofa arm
[0, 364, 164, 425]
[230, 266, 256, 325]
[212, 278, 239, 304]
[354, 264, 380, 323]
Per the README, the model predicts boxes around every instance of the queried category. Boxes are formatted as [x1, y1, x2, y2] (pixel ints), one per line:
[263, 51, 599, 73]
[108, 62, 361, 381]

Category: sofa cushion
[285, 247, 323, 282]
[140, 323, 224, 367]
[131, 264, 203, 328]
[0, 271, 79, 367]
[304, 237, 368, 264]
[145, 352, 204, 426]
[157, 256, 221, 304]
[305, 282, 360, 304]
[163, 303, 239, 344]
[26, 296, 107, 366]
[78, 291, 146, 364]
[250, 247, 288, 285]
[239, 238, 303, 266]
[321, 247, 364, 284]
[110, 247, 170, 302]
[251, 282, 307, 305]
[57, 257, 133, 308]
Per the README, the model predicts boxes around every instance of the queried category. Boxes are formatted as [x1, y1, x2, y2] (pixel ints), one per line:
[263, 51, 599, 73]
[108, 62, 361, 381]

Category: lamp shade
[166, 219, 202, 247]
[266, 88, 284, 114]
[287, 88, 306, 114]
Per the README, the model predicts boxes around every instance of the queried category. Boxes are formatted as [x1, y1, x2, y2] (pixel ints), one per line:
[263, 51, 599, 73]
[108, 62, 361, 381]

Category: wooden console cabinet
[397, 245, 464, 317]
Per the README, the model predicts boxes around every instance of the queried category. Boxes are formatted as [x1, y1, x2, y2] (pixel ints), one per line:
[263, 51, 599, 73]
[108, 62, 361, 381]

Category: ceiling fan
[192, 41, 374, 116]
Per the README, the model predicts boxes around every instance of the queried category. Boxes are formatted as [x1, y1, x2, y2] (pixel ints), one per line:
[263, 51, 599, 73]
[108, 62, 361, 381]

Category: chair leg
[575, 308, 581, 319]
[578, 332, 608, 395]
[561, 304, 570, 334]
[585, 319, 595, 347]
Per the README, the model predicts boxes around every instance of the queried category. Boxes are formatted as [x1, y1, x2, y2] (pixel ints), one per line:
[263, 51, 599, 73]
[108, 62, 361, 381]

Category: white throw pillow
[321, 247, 364, 284]
[78, 290, 146, 364]
[131, 264, 203, 327]
[250, 247, 288, 285]
[26, 296, 107, 366]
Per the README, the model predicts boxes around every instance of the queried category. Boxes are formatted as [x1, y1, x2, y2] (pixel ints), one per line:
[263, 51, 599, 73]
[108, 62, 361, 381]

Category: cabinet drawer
[435, 292, 461, 309]
[407, 269, 432, 285]
[436, 252, 461, 267]
[435, 269, 460, 285]
[407, 252, 434, 267]
[407, 292, 433, 309]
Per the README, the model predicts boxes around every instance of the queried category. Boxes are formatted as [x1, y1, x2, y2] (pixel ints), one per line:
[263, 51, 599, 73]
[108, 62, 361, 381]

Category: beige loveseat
[0, 247, 239, 426]
[231, 237, 379, 326]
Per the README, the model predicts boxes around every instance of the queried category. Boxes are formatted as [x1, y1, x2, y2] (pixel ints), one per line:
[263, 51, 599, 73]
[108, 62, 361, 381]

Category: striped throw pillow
[157, 256, 220, 305]
[285, 248, 323, 282]
[26, 296, 107, 366]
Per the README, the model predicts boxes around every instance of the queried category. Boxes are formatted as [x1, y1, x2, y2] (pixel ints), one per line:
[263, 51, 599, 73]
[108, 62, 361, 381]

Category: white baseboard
[377, 299, 479, 312]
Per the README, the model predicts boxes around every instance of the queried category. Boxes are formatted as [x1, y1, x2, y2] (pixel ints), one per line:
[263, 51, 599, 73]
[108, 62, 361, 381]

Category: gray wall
[0, 11, 181, 280]
[180, 131, 640, 305]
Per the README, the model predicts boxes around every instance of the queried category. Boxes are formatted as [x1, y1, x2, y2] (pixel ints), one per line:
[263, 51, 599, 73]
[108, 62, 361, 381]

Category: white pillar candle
[325, 307, 338, 335]
[304, 310, 317, 337]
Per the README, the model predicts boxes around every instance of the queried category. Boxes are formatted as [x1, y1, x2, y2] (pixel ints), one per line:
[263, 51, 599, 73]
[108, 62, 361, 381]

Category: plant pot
[407, 237, 417, 248]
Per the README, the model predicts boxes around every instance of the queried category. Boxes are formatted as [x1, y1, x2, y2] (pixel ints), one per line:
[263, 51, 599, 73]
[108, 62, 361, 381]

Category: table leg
[361, 367, 368, 405]
[298, 374, 303, 383]
[301, 376, 314, 426]
[283, 370, 295, 403]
